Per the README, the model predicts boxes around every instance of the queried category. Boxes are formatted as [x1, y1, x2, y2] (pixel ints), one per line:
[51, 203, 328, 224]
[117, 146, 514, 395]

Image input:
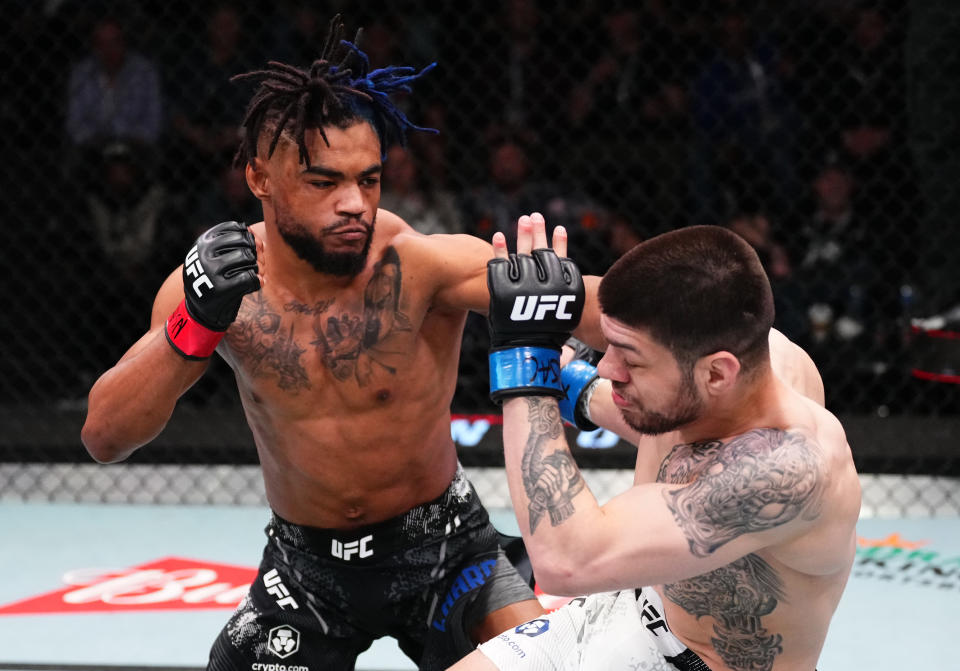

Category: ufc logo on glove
[184, 245, 214, 298]
[487, 249, 585, 404]
[510, 295, 578, 321]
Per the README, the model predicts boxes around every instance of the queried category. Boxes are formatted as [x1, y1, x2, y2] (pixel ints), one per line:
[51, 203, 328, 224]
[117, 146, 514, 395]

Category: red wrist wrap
[165, 299, 224, 360]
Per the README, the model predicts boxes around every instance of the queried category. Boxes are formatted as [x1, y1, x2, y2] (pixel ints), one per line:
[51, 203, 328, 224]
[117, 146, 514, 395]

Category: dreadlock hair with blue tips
[231, 14, 436, 168]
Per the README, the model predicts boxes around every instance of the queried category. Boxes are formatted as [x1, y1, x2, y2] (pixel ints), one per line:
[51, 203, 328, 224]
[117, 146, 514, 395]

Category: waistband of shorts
[665, 648, 712, 671]
[634, 587, 713, 671]
[268, 464, 472, 561]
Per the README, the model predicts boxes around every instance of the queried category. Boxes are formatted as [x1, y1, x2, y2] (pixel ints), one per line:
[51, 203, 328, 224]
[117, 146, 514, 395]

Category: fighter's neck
[263, 233, 372, 301]
[677, 371, 784, 444]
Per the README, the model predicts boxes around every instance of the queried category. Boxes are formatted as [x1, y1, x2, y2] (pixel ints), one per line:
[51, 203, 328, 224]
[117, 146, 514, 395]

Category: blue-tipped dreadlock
[231, 14, 437, 167]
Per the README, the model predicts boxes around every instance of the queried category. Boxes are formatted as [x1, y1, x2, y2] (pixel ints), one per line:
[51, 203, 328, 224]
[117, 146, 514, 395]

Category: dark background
[2, 0, 958, 488]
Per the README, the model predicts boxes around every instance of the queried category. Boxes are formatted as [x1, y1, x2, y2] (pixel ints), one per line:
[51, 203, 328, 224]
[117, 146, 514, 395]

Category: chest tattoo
[228, 293, 311, 392]
[656, 429, 824, 671]
[227, 246, 413, 391]
[309, 246, 412, 386]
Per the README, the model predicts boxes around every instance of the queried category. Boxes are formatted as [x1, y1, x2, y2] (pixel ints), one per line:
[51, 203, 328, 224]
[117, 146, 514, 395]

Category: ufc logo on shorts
[331, 534, 374, 561]
[510, 295, 576, 321]
[639, 596, 669, 637]
[263, 568, 299, 610]
[184, 245, 214, 298]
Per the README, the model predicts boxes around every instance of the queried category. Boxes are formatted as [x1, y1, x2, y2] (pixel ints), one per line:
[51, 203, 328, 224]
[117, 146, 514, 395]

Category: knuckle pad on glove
[533, 249, 563, 280]
[517, 254, 540, 282]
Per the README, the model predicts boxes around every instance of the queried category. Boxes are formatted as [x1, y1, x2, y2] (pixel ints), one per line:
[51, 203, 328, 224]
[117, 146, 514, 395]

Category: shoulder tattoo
[520, 398, 585, 533]
[662, 429, 824, 557]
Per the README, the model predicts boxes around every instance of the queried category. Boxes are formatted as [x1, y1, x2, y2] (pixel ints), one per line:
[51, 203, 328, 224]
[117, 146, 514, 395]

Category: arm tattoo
[228, 293, 310, 391]
[663, 429, 823, 557]
[520, 398, 585, 533]
[664, 554, 784, 671]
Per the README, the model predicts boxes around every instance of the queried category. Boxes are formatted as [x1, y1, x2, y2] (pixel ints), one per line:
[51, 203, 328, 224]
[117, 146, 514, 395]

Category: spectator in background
[82, 141, 176, 282]
[408, 100, 455, 191]
[724, 201, 805, 340]
[726, 205, 792, 284]
[689, 3, 801, 226]
[66, 14, 163, 171]
[482, 0, 565, 140]
[360, 16, 405, 70]
[379, 145, 463, 235]
[460, 133, 551, 240]
[567, 3, 691, 222]
[607, 209, 647, 261]
[829, 3, 917, 230]
[785, 158, 869, 347]
[793, 2, 916, 279]
[780, 155, 904, 409]
[460, 133, 610, 274]
[193, 164, 262, 235]
[440, 0, 570, 182]
[166, 3, 259, 195]
[603, 191, 680, 265]
[803, 2, 906, 152]
[58, 140, 181, 399]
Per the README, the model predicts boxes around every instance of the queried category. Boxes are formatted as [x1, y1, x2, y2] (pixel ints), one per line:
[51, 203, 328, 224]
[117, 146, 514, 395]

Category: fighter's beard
[277, 213, 375, 277]
[617, 372, 704, 436]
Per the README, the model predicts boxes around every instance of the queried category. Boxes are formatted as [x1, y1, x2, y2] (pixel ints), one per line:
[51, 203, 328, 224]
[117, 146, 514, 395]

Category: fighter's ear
[697, 351, 741, 396]
[246, 158, 270, 199]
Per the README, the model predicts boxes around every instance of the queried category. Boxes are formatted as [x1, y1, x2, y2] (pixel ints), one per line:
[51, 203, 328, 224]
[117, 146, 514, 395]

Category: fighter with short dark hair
[453, 222, 859, 671]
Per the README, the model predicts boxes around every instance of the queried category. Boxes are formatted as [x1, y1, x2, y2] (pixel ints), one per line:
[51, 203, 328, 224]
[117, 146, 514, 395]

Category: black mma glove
[557, 337, 602, 431]
[165, 221, 260, 360]
[487, 248, 585, 403]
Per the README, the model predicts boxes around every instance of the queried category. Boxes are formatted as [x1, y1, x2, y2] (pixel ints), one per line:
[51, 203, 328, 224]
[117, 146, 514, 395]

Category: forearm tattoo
[657, 428, 824, 671]
[662, 428, 823, 557]
[664, 554, 784, 671]
[520, 398, 585, 533]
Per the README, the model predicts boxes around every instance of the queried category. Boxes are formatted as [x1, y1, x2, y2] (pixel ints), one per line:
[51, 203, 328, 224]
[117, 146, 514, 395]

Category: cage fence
[2, 0, 959, 516]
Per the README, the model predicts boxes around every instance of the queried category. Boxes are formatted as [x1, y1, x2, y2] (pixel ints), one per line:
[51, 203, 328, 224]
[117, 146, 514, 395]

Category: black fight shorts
[207, 466, 536, 671]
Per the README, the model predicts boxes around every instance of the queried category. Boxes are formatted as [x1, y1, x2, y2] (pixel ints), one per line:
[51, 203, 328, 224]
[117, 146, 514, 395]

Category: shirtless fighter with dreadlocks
[81, 16, 601, 670]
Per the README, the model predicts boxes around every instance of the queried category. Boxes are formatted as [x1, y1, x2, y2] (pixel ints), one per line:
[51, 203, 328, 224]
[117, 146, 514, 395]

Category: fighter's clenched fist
[165, 221, 260, 359]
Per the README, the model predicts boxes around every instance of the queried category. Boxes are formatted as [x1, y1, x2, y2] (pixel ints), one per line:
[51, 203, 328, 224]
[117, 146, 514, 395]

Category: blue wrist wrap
[558, 359, 600, 430]
[489, 346, 563, 404]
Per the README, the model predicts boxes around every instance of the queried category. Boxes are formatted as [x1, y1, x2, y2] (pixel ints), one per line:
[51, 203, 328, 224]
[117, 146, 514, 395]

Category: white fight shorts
[477, 587, 711, 671]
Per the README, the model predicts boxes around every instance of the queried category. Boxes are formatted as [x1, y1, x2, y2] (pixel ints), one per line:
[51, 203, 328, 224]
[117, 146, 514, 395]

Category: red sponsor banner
[0, 554, 573, 617]
[0, 557, 257, 616]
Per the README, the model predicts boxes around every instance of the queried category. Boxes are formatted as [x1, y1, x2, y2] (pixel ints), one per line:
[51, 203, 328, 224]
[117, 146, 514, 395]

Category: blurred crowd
[3, 0, 958, 415]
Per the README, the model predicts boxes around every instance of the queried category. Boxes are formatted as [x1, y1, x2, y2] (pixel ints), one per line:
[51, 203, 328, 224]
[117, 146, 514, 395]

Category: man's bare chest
[223, 288, 421, 397]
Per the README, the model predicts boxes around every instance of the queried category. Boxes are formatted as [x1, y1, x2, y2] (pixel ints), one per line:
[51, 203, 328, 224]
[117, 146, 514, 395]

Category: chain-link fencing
[1, 1, 958, 515]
